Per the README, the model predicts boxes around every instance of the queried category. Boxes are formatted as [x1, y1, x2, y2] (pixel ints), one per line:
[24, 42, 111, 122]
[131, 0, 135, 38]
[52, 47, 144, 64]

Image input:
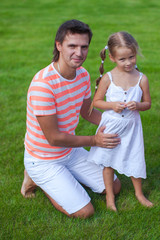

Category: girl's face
[109, 47, 137, 72]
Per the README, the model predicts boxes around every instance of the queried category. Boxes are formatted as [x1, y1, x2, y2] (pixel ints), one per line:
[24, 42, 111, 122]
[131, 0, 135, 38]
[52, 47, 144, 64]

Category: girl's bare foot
[106, 195, 117, 212]
[131, 177, 153, 208]
[136, 194, 153, 207]
[21, 170, 37, 198]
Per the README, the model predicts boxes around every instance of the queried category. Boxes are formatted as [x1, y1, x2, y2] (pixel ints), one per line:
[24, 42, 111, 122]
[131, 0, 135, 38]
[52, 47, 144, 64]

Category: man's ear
[109, 54, 115, 63]
[56, 41, 62, 52]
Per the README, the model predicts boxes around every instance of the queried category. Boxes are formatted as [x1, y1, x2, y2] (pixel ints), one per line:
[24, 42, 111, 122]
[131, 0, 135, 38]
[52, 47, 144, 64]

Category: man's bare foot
[21, 170, 37, 198]
[136, 194, 153, 207]
[106, 195, 117, 212]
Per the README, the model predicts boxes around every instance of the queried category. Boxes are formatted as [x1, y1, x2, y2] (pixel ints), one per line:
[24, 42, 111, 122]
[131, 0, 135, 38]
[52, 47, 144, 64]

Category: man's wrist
[90, 135, 96, 146]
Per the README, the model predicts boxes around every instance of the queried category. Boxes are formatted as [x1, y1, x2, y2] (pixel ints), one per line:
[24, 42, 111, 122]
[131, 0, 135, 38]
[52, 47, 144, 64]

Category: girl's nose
[126, 59, 131, 65]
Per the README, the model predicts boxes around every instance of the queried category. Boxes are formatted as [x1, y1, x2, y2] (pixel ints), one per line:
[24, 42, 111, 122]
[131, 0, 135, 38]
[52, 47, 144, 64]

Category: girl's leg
[103, 167, 117, 211]
[113, 178, 121, 195]
[131, 177, 153, 207]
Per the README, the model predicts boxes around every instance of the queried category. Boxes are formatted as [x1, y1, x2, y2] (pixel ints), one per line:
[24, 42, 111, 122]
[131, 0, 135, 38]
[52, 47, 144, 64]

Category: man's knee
[71, 202, 94, 219]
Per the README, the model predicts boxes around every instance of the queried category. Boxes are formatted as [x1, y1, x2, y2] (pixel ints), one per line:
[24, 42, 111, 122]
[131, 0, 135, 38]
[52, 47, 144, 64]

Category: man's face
[56, 33, 89, 69]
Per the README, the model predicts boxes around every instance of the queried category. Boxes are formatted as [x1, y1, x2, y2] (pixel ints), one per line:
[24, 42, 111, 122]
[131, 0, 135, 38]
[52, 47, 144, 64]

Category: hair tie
[105, 46, 108, 50]
[101, 60, 104, 64]
[135, 64, 138, 68]
[95, 86, 98, 89]
[100, 74, 103, 78]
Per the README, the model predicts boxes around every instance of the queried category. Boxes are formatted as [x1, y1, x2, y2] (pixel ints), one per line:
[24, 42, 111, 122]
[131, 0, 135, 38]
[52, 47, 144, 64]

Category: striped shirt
[25, 62, 91, 160]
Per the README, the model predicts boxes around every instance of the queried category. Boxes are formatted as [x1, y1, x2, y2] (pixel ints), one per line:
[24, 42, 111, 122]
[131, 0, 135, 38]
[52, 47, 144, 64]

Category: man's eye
[82, 46, 88, 49]
[69, 45, 75, 48]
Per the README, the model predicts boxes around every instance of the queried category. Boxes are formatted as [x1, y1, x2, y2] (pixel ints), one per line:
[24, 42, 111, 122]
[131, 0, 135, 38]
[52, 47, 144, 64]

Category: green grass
[0, 0, 160, 239]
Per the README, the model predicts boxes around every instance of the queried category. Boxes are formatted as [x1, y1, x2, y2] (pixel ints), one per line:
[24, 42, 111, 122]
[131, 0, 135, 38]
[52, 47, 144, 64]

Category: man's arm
[80, 97, 102, 125]
[36, 101, 120, 149]
[36, 114, 96, 148]
[80, 97, 121, 148]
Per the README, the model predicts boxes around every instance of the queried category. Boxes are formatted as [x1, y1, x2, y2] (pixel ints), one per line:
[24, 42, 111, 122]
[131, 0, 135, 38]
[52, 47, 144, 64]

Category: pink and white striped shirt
[25, 62, 91, 160]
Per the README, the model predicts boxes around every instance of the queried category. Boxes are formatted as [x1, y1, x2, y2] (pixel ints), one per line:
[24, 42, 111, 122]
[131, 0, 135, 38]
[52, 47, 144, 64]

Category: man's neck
[54, 62, 76, 80]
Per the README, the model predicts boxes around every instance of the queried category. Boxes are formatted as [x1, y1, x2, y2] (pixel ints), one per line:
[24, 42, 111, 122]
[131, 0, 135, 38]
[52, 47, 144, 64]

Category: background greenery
[0, 0, 159, 239]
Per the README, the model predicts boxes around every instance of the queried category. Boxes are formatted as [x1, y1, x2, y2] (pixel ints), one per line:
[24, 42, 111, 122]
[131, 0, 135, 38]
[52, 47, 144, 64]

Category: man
[21, 19, 121, 218]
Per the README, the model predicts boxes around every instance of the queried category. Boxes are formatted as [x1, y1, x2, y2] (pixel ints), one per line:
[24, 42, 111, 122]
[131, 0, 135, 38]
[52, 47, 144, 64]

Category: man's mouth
[73, 58, 83, 62]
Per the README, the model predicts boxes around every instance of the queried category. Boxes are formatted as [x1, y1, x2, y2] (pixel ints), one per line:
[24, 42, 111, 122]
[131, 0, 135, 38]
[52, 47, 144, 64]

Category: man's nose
[75, 47, 82, 56]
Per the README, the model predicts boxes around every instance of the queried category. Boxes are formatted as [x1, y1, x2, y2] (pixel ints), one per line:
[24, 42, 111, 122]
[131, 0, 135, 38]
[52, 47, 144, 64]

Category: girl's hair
[89, 31, 140, 114]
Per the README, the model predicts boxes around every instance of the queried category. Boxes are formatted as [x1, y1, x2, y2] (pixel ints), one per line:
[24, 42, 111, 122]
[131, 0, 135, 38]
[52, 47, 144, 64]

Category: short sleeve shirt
[25, 63, 91, 160]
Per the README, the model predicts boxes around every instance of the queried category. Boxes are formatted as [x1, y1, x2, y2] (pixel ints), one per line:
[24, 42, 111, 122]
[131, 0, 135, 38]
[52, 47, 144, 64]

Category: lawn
[0, 0, 160, 239]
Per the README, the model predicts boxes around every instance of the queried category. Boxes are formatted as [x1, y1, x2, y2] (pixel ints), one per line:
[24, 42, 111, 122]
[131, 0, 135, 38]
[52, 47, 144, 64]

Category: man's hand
[94, 126, 120, 149]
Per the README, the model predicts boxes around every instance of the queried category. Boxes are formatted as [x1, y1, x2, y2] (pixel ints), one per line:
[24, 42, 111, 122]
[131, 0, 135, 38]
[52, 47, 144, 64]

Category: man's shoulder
[77, 66, 89, 78]
[33, 63, 58, 83]
[77, 66, 88, 72]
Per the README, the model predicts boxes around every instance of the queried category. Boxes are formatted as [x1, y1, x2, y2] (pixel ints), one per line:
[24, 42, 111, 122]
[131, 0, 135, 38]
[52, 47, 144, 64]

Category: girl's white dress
[87, 72, 146, 179]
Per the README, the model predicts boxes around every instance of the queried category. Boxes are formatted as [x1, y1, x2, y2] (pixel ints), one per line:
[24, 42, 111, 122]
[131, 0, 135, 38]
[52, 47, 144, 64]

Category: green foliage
[0, 0, 159, 239]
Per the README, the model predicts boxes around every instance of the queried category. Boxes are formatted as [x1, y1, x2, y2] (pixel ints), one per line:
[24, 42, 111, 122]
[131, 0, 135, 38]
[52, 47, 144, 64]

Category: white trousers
[24, 147, 117, 214]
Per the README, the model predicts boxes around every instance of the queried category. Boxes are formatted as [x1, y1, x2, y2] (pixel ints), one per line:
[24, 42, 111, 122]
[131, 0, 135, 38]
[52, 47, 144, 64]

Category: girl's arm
[93, 74, 126, 113]
[127, 75, 151, 111]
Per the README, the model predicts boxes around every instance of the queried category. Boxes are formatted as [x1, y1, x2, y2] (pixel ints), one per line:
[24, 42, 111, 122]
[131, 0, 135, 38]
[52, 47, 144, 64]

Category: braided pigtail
[135, 64, 140, 71]
[89, 46, 108, 115]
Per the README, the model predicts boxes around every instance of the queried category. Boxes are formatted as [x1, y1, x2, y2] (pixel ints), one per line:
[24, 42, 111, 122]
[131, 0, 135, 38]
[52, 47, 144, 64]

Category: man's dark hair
[53, 19, 93, 62]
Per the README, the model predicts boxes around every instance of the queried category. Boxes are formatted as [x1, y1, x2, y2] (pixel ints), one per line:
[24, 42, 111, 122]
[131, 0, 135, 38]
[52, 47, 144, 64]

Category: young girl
[88, 31, 153, 211]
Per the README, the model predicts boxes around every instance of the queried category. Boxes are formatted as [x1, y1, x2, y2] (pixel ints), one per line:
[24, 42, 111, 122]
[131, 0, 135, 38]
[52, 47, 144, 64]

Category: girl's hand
[126, 101, 137, 111]
[112, 102, 126, 113]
